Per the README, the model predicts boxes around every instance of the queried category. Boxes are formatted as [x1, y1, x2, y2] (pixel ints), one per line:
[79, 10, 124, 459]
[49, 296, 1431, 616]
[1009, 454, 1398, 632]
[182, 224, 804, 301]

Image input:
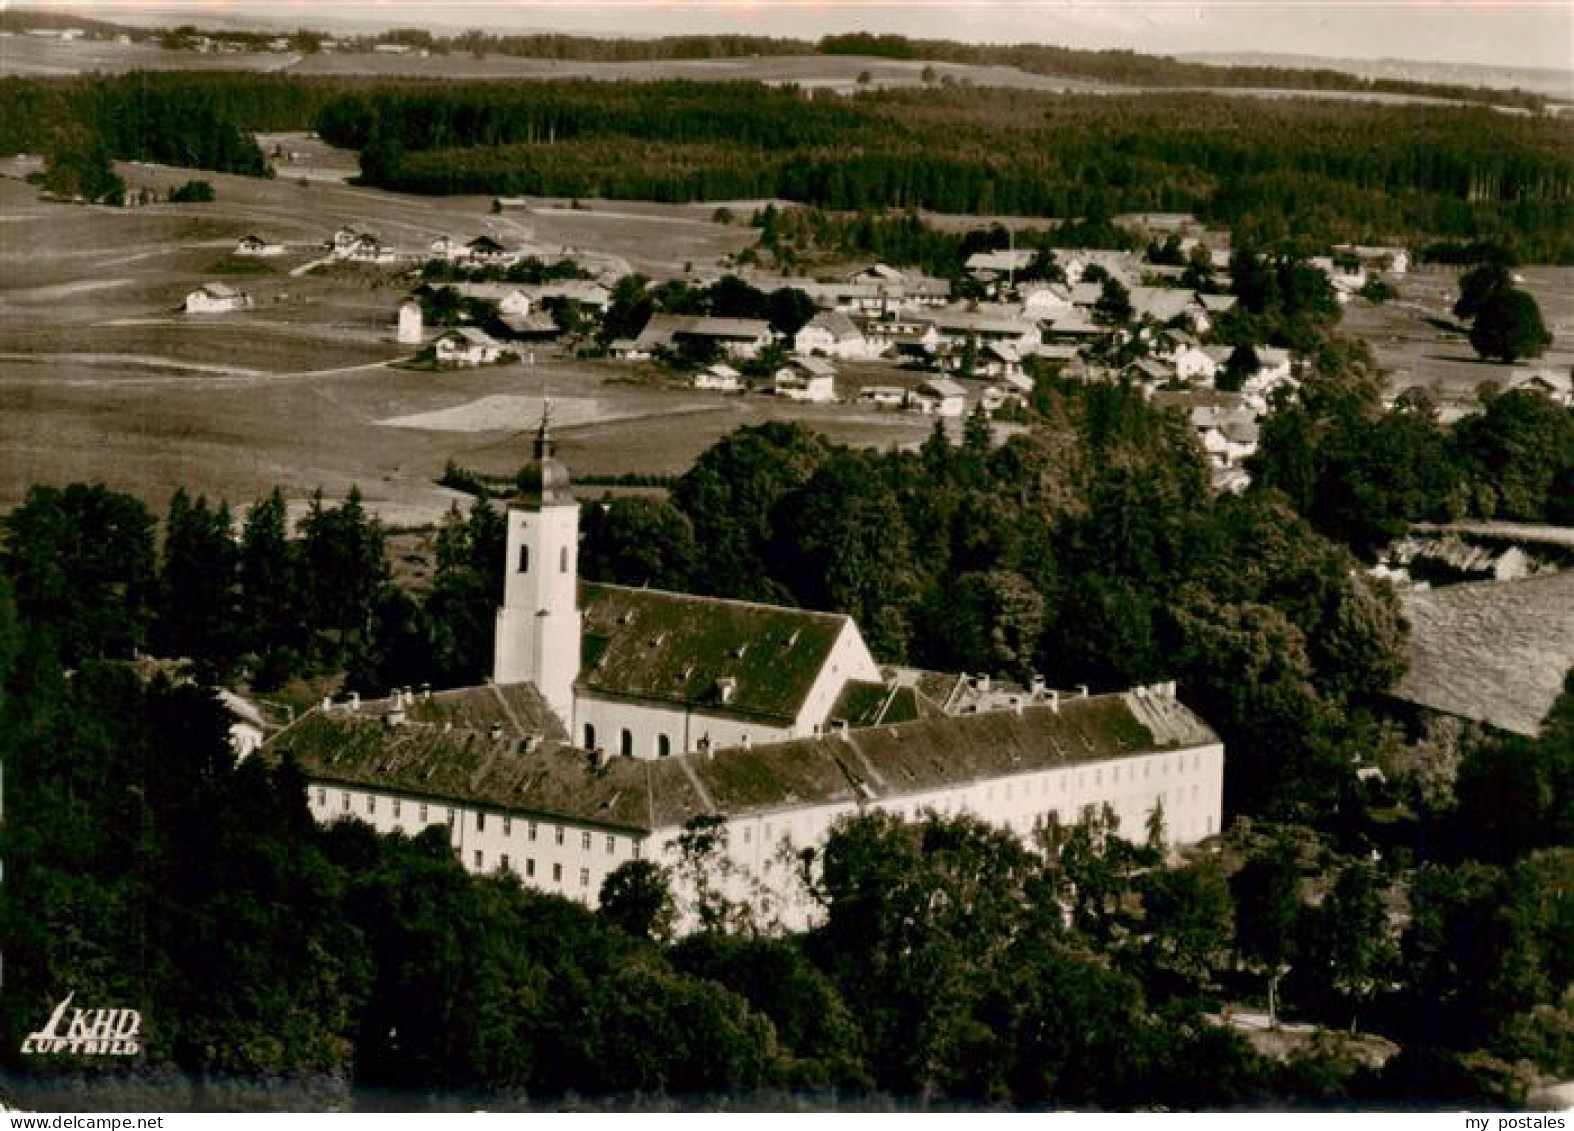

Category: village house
[1020, 283, 1076, 321]
[981, 373, 1033, 414]
[693, 363, 743, 393]
[450, 283, 533, 316]
[858, 385, 909, 409]
[931, 307, 1041, 359]
[774, 357, 837, 403]
[184, 282, 252, 314]
[1171, 344, 1220, 383]
[429, 234, 460, 259]
[964, 249, 1038, 284]
[912, 376, 968, 417]
[672, 317, 775, 361]
[434, 327, 506, 366]
[463, 235, 513, 267]
[1332, 244, 1410, 276]
[529, 280, 613, 313]
[795, 311, 879, 360]
[233, 233, 284, 258]
[858, 315, 940, 358]
[329, 228, 395, 264]
[1309, 256, 1368, 302]
[1504, 367, 1573, 407]
[1051, 249, 1141, 286]
[271, 419, 1226, 929]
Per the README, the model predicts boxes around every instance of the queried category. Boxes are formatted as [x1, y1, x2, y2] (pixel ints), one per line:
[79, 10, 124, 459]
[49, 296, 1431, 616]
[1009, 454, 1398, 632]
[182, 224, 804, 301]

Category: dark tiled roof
[1392, 571, 1574, 736]
[829, 680, 901, 728]
[273, 686, 1219, 833]
[578, 582, 851, 725]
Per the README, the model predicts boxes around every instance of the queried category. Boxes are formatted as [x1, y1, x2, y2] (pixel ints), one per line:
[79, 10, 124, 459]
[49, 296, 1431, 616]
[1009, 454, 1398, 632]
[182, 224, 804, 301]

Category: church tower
[494, 407, 581, 727]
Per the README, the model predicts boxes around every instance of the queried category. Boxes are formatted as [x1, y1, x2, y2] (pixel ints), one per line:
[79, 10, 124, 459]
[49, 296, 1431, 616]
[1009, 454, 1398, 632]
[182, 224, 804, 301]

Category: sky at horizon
[15, 1, 1574, 72]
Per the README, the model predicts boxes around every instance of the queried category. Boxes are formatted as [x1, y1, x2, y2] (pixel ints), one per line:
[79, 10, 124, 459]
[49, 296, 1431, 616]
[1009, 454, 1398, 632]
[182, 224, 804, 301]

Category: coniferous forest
[2, 71, 1572, 259]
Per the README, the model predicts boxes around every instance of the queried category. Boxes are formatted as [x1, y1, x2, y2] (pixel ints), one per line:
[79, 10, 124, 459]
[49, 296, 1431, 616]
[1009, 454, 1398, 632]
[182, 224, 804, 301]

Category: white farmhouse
[185, 282, 252, 314]
[912, 376, 967, 417]
[233, 233, 284, 258]
[774, 358, 837, 403]
[795, 312, 879, 360]
[434, 327, 505, 366]
[693, 363, 743, 392]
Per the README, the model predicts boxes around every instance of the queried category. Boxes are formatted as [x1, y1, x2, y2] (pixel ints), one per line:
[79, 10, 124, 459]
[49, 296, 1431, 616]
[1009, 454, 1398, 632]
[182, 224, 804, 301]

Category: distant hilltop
[1181, 52, 1574, 100]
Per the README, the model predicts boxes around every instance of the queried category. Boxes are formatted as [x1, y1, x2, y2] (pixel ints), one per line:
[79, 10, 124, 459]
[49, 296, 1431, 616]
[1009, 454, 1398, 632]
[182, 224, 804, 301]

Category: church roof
[274, 686, 1219, 834]
[577, 582, 850, 725]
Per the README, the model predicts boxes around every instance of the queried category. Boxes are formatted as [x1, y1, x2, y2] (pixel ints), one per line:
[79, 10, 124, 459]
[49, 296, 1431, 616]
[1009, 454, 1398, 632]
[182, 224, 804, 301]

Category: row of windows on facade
[583, 723, 675, 758]
[475, 851, 593, 890]
[317, 787, 632, 855]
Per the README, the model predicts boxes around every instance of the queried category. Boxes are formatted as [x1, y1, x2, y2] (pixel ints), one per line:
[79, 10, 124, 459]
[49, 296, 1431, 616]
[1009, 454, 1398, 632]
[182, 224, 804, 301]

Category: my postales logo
[20, 993, 141, 1057]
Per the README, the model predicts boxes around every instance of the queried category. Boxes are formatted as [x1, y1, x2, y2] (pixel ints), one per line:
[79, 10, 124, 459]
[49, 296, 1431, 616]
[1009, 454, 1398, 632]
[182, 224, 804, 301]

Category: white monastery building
[271, 415, 1226, 929]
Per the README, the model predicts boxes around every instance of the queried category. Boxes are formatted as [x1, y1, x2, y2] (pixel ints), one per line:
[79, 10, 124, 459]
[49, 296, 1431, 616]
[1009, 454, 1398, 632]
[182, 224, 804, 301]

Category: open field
[0, 169, 931, 527]
[1344, 264, 1574, 415]
[5, 143, 1569, 532]
[2, 35, 1551, 111]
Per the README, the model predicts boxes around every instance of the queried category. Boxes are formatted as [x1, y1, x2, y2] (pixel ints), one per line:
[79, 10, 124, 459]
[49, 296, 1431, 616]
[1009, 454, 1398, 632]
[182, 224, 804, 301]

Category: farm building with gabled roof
[1390, 570, 1574, 737]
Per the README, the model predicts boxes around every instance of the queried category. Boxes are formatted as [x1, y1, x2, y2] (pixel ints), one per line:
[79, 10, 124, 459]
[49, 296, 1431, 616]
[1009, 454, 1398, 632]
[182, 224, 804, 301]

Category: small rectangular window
[476, 811, 486, 832]
[420, 803, 429, 822]
[473, 850, 483, 869]
[606, 834, 616, 855]
[367, 795, 376, 815]
[581, 831, 591, 851]
[315, 787, 326, 807]
[552, 863, 562, 883]
[529, 821, 538, 842]
[392, 798, 401, 818]
[501, 853, 511, 872]
[503, 816, 512, 837]
[342, 792, 350, 812]
[526, 858, 536, 877]
[555, 826, 565, 846]
[447, 808, 456, 826]
[579, 868, 590, 889]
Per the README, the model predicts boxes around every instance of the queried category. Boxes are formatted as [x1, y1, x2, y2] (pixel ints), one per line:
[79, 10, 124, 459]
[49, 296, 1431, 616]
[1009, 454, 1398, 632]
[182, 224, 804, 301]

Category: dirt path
[0, 353, 404, 389]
